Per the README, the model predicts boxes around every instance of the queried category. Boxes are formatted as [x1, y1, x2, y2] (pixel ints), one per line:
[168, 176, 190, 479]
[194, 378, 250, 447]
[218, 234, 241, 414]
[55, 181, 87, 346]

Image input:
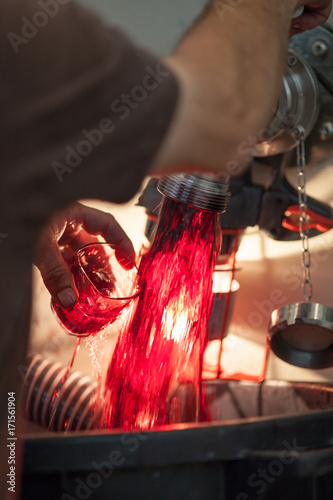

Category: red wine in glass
[51, 242, 139, 337]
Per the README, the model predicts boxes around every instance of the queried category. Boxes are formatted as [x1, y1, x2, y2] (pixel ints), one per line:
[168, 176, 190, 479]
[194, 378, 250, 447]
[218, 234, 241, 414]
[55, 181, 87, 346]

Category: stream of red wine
[48, 337, 81, 431]
[101, 197, 220, 430]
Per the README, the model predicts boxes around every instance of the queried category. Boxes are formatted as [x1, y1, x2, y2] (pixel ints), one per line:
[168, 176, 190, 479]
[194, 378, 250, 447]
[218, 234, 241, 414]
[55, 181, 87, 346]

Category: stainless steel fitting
[157, 173, 231, 213]
[255, 49, 319, 157]
[268, 302, 333, 369]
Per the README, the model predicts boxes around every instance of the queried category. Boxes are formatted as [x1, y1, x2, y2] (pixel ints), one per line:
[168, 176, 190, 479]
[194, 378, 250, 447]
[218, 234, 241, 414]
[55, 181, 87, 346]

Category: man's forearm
[153, 0, 327, 175]
[174, 0, 297, 131]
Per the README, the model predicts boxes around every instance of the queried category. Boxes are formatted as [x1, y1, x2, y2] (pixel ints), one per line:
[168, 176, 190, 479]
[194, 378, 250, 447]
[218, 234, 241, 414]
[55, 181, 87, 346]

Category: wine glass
[51, 242, 139, 337]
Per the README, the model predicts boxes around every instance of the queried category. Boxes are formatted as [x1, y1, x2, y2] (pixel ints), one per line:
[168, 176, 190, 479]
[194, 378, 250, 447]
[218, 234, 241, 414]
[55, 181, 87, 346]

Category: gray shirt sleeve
[0, 1, 179, 485]
[0, 0, 179, 236]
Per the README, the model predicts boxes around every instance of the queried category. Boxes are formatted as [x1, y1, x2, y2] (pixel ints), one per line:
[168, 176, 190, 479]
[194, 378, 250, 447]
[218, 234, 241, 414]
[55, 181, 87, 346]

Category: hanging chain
[293, 125, 313, 302]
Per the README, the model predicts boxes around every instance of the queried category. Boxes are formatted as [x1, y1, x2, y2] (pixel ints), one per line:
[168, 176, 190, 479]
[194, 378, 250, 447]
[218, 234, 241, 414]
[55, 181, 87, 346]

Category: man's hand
[34, 202, 136, 308]
[291, 1, 332, 35]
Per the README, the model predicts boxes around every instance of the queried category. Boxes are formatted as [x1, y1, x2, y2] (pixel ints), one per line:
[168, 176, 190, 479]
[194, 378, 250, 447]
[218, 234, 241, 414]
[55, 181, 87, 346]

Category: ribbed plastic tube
[21, 354, 101, 431]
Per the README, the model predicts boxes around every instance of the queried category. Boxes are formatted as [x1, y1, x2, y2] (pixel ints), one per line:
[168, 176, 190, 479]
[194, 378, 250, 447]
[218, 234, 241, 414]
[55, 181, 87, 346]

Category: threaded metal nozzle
[157, 173, 230, 213]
